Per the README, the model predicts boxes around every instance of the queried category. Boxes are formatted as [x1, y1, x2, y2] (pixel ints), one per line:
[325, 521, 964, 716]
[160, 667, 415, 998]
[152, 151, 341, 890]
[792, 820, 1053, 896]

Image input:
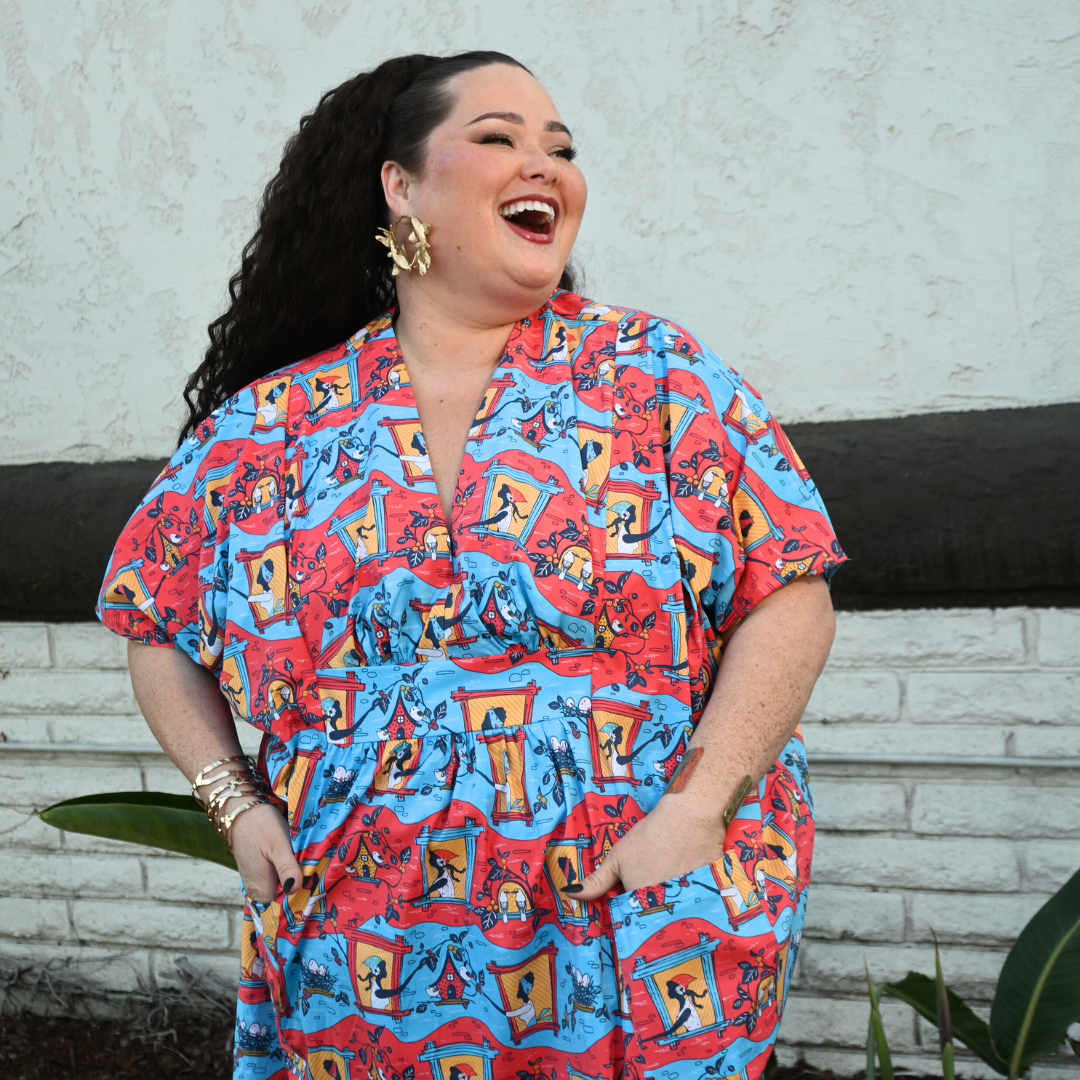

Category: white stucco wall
[2, 1, 1079, 464]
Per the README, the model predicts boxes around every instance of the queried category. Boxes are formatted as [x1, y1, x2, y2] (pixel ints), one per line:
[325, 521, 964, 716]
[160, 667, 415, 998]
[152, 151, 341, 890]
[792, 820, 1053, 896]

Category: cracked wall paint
[1, 0, 1078, 463]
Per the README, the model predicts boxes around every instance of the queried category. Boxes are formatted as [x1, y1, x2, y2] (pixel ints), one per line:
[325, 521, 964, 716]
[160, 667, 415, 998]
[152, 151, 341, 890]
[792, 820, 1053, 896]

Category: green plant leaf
[990, 865, 1080, 1077]
[885, 972, 1009, 1076]
[934, 938, 955, 1080]
[934, 937, 953, 1050]
[866, 1011, 876, 1080]
[941, 1041, 955, 1080]
[866, 963, 894, 1080]
[38, 791, 236, 870]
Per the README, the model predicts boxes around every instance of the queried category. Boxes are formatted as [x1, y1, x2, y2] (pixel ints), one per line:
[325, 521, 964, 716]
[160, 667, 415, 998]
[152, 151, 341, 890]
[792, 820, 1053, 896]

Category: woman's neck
[392, 280, 545, 524]
[393, 281, 521, 378]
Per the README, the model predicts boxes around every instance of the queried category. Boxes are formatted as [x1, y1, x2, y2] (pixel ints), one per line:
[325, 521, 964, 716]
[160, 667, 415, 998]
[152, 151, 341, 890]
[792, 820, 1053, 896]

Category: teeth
[499, 199, 555, 222]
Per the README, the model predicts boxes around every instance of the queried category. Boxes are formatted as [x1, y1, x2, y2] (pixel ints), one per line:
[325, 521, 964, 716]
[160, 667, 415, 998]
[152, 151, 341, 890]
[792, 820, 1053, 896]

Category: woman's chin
[499, 257, 567, 298]
[438, 252, 568, 313]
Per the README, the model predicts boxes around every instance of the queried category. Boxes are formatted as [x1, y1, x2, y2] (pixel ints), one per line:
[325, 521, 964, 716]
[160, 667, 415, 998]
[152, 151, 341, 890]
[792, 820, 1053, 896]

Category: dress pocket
[608, 851, 800, 1079]
[606, 765, 814, 1079]
[245, 885, 285, 954]
[609, 829, 803, 946]
[244, 889, 277, 916]
[243, 887, 296, 1021]
[607, 855, 719, 928]
[606, 789, 756, 933]
[607, 861, 738, 1076]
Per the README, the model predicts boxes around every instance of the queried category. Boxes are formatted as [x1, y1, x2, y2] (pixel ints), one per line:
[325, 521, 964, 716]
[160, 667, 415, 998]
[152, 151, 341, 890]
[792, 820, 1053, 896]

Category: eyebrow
[466, 111, 573, 138]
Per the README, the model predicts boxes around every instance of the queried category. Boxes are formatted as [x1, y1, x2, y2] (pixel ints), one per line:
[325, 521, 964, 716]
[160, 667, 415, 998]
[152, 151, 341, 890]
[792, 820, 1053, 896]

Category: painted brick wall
[1, 611, 1078, 1076]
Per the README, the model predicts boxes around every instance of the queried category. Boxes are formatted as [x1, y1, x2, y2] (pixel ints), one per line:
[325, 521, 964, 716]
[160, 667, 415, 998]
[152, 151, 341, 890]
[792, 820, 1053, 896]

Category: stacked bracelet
[191, 755, 271, 847]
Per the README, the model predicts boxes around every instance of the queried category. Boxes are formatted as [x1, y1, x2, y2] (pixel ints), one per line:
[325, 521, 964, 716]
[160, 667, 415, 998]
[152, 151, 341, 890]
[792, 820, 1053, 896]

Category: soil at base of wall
[1, 1014, 235, 1079]
[0, 1014, 953, 1080]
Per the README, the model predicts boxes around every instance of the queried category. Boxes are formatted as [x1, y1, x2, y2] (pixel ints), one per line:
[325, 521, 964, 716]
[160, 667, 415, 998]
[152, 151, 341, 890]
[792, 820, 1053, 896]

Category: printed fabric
[98, 291, 846, 1080]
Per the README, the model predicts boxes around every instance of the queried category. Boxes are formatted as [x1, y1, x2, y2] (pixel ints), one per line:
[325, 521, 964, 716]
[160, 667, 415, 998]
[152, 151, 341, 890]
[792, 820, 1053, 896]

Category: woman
[504, 971, 542, 1029]
[98, 51, 843, 1080]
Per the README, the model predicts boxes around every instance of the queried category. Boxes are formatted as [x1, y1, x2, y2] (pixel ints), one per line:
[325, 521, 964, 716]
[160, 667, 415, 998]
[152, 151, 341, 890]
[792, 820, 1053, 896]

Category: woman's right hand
[123, 643, 303, 905]
[227, 803, 303, 906]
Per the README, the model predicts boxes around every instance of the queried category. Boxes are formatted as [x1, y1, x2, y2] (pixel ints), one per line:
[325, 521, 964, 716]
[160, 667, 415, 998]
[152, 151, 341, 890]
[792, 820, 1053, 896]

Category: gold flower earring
[375, 215, 431, 276]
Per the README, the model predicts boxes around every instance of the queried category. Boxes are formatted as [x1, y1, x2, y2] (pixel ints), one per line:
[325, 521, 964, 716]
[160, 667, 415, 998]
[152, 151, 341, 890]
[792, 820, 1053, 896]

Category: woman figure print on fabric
[99, 51, 843, 1080]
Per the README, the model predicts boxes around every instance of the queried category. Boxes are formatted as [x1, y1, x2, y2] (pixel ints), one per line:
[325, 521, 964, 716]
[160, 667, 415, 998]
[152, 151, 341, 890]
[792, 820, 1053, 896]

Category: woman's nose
[520, 146, 557, 183]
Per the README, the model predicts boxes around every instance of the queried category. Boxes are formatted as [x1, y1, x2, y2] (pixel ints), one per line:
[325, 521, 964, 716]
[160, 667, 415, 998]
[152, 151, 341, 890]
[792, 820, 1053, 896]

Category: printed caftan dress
[98, 291, 846, 1080]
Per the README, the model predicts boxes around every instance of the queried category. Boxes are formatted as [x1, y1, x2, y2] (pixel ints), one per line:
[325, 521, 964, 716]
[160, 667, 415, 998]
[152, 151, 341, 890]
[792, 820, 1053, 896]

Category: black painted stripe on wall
[1, 403, 1077, 621]
[790, 403, 1079, 609]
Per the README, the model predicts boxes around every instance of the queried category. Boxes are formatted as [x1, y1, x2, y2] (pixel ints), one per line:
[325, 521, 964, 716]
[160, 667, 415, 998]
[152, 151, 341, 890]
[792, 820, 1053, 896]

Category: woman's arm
[127, 641, 301, 903]
[574, 574, 835, 898]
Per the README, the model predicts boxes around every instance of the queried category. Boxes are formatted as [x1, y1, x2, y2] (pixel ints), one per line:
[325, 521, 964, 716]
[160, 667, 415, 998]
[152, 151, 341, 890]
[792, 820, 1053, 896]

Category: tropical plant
[932, 937, 956, 1080]
[38, 791, 236, 869]
[865, 866, 1080, 1079]
[865, 960, 895, 1080]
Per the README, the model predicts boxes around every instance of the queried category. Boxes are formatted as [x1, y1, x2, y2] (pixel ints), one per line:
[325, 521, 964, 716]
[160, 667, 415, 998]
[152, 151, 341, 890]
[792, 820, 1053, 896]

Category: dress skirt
[233, 654, 814, 1080]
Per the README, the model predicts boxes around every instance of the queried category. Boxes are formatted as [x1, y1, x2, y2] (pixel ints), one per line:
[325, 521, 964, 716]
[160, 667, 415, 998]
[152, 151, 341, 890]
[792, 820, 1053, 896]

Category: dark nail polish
[560, 883, 584, 894]
[283, 877, 295, 893]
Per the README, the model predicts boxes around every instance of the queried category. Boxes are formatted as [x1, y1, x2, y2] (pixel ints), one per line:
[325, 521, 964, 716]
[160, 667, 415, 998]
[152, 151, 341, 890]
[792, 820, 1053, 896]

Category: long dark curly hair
[179, 51, 576, 443]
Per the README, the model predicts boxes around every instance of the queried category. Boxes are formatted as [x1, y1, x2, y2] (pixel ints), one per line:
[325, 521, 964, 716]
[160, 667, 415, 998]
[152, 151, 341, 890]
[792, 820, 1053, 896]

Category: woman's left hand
[571, 576, 836, 903]
[571, 791, 730, 900]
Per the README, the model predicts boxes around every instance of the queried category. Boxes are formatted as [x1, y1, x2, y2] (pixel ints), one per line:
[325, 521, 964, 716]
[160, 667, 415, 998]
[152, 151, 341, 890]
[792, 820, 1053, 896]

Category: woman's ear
[381, 160, 412, 219]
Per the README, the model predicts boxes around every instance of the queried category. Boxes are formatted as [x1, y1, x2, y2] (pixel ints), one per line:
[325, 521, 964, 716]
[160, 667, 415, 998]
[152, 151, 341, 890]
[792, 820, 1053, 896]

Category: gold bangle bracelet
[208, 782, 261, 815]
[191, 755, 257, 803]
[191, 755, 273, 846]
[216, 796, 271, 846]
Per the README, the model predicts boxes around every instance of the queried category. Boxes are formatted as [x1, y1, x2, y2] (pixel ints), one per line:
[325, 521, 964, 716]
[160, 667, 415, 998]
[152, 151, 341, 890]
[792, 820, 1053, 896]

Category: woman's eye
[553, 146, 577, 162]
[481, 133, 514, 147]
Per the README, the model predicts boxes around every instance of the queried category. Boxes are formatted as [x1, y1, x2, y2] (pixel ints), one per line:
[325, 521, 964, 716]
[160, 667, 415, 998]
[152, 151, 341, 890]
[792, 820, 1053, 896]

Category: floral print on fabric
[98, 292, 845, 1080]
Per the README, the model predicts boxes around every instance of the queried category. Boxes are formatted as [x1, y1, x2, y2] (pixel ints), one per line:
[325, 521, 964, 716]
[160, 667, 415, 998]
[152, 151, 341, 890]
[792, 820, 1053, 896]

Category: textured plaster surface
[2, 1, 1079, 463]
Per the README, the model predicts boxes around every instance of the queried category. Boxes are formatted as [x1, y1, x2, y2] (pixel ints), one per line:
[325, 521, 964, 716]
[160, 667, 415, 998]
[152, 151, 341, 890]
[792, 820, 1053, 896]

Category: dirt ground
[0, 1014, 953, 1080]
[0, 1014, 235, 1080]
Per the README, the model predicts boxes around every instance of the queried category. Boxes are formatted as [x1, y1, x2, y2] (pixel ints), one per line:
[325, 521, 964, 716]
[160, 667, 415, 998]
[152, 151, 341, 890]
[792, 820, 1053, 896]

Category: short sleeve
[95, 376, 288, 669]
[651, 320, 846, 637]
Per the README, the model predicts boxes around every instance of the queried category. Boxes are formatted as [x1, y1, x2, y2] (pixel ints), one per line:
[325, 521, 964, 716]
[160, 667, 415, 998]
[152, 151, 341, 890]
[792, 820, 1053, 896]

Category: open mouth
[499, 199, 557, 241]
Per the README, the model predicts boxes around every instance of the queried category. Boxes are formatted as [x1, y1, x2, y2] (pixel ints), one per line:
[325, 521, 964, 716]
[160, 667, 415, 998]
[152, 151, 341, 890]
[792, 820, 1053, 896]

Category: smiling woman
[96, 51, 843, 1080]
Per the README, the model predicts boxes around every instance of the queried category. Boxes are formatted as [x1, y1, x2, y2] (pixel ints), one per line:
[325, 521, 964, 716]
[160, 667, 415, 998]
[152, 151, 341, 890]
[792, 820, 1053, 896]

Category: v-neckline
[386, 315, 530, 532]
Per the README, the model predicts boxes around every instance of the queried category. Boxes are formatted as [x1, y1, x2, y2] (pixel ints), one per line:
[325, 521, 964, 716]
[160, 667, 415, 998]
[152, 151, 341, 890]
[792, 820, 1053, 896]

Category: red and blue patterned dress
[98, 292, 845, 1080]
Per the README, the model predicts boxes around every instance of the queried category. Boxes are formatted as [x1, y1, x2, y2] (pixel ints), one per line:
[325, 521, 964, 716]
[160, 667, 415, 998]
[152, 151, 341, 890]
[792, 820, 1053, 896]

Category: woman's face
[383, 63, 587, 319]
